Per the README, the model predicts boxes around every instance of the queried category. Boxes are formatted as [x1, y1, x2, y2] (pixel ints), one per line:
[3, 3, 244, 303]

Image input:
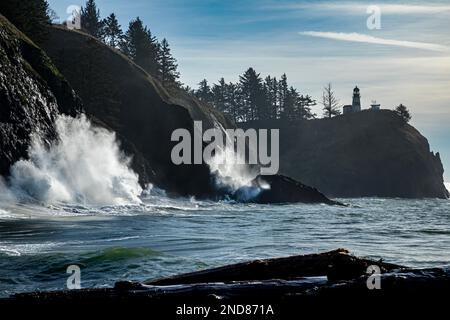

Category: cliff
[0, 21, 335, 204]
[0, 14, 82, 178]
[39, 25, 235, 198]
[241, 110, 449, 199]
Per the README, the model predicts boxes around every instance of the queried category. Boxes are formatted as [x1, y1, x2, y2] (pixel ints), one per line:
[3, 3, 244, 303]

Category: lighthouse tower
[352, 86, 361, 112]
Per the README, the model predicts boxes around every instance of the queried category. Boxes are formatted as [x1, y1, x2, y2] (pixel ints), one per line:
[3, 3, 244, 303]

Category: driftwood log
[146, 248, 402, 284]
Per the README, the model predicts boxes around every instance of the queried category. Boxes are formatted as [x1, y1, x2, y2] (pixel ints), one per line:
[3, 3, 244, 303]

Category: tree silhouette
[80, 0, 103, 38]
[239, 68, 264, 121]
[322, 83, 341, 118]
[0, 0, 51, 44]
[121, 17, 160, 77]
[102, 13, 123, 48]
[157, 38, 180, 88]
[196, 79, 213, 104]
[395, 104, 411, 123]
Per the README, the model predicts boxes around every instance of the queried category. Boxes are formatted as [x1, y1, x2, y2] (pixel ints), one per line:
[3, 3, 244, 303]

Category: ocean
[1, 194, 449, 298]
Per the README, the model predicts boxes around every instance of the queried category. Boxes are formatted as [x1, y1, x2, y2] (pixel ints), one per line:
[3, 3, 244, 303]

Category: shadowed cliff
[241, 110, 449, 199]
[41, 25, 234, 198]
[0, 14, 82, 178]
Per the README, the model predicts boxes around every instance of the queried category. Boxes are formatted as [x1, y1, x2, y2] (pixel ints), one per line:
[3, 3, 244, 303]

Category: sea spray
[206, 119, 269, 201]
[8, 115, 142, 205]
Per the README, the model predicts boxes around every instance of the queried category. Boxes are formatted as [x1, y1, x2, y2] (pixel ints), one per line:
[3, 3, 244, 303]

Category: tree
[102, 13, 123, 48]
[226, 82, 241, 123]
[395, 104, 411, 123]
[122, 17, 160, 77]
[157, 38, 180, 88]
[0, 0, 51, 44]
[80, 0, 103, 38]
[239, 67, 264, 121]
[212, 78, 227, 113]
[278, 74, 289, 119]
[264, 76, 278, 120]
[322, 83, 341, 118]
[297, 95, 316, 120]
[196, 79, 213, 104]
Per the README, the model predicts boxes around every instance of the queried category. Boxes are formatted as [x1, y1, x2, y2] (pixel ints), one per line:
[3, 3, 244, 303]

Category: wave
[5, 115, 142, 206]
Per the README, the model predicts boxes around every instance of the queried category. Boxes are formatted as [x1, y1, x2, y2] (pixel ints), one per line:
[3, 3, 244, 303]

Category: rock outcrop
[0, 14, 82, 178]
[241, 111, 449, 199]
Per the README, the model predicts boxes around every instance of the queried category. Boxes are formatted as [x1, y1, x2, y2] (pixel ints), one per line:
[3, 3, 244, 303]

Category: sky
[48, 0, 450, 181]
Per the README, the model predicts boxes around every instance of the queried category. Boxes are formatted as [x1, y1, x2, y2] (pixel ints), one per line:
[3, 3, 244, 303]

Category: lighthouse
[352, 86, 361, 112]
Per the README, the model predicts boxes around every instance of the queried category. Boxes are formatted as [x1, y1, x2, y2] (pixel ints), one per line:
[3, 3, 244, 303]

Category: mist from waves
[205, 119, 268, 202]
[3, 115, 142, 206]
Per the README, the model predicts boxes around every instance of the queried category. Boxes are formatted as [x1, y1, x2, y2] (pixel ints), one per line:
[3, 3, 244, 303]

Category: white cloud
[299, 31, 450, 52]
[268, 2, 450, 14]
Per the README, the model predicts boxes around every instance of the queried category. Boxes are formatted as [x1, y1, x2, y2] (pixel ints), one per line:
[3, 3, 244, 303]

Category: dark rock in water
[249, 175, 341, 205]
[0, 14, 82, 178]
[41, 26, 232, 198]
[240, 111, 449, 199]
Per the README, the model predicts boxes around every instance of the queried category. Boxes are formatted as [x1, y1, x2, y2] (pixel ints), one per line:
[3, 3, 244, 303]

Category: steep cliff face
[41, 26, 233, 198]
[0, 14, 82, 178]
[241, 110, 449, 199]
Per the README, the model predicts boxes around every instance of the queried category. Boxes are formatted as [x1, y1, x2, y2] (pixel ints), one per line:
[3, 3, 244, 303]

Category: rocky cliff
[39, 25, 236, 198]
[0, 14, 82, 178]
[241, 110, 449, 199]
[0, 17, 337, 205]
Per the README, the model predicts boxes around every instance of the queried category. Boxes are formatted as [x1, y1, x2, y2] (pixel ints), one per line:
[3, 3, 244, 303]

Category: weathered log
[145, 248, 403, 285]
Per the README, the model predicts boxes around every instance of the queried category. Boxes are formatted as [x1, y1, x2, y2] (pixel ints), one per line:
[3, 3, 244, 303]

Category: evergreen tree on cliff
[212, 78, 228, 113]
[239, 67, 264, 121]
[80, 0, 103, 39]
[196, 79, 213, 104]
[157, 38, 180, 88]
[297, 95, 316, 120]
[322, 83, 341, 118]
[264, 76, 278, 120]
[122, 17, 160, 77]
[395, 104, 412, 123]
[0, 0, 51, 44]
[102, 13, 123, 48]
[278, 74, 289, 119]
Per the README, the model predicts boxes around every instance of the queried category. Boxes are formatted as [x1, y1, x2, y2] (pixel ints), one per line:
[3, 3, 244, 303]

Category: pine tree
[196, 79, 213, 104]
[395, 104, 411, 123]
[157, 38, 180, 88]
[80, 0, 103, 38]
[212, 78, 227, 113]
[264, 76, 278, 120]
[284, 87, 298, 120]
[122, 17, 160, 77]
[239, 68, 264, 121]
[0, 0, 51, 44]
[322, 83, 341, 118]
[102, 13, 123, 48]
[278, 74, 289, 119]
[297, 95, 316, 120]
[226, 82, 241, 123]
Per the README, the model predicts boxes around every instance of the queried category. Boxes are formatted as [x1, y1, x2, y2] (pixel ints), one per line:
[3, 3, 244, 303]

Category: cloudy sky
[49, 0, 450, 181]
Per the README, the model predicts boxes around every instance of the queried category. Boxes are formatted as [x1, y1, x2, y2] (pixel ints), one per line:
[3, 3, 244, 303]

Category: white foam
[206, 120, 259, 192]
[8, 115, 142, 206]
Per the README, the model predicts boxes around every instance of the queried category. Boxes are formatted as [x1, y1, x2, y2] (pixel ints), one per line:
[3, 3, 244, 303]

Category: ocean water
[1, 115, 449, 297]
[1, 194, 449, 298]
